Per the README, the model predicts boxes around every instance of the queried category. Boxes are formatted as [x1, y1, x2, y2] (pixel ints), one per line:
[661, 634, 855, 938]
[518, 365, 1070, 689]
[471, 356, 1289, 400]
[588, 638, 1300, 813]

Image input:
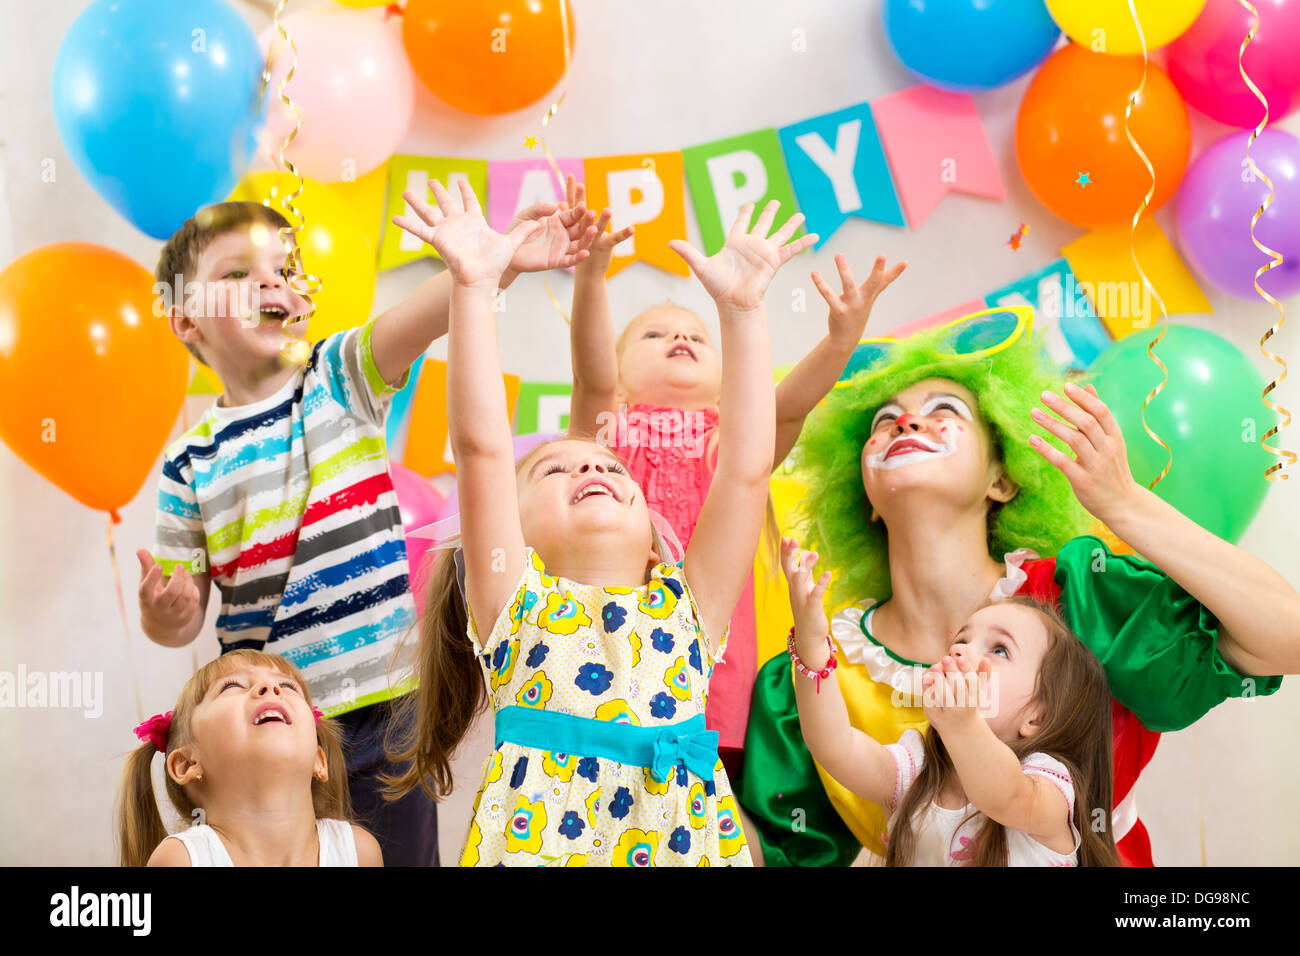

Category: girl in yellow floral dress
[383, 179, 814, 865]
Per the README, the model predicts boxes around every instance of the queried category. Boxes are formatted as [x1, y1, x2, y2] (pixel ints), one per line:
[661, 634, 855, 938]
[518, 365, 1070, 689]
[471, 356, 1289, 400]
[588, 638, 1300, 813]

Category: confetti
[1076, 172, 1092, 188]
[1007, 221, 1029, 251]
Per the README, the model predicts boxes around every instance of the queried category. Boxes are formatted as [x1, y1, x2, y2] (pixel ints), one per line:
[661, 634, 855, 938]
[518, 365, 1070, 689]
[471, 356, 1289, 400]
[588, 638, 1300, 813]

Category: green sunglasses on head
[835, 305, 1036, 386]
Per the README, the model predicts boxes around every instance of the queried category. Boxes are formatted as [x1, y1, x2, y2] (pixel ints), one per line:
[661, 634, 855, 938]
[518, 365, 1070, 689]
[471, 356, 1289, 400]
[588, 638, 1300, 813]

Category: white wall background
[1, 0, 1297, 866]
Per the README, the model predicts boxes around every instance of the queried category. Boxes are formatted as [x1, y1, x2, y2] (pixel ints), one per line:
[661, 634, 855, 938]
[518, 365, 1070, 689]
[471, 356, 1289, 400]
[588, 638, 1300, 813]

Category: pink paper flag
[872, 86, 1004, 229]
[487, 158, 586, 233]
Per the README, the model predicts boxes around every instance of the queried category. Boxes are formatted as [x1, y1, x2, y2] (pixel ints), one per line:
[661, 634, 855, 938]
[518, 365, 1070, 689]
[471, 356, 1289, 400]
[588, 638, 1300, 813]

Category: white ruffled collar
[830, 548, 1039, 703]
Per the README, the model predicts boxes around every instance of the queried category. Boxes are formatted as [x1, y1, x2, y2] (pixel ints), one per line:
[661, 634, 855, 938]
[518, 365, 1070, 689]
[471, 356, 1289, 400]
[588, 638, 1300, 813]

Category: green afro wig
[794, 321, 1093, 610]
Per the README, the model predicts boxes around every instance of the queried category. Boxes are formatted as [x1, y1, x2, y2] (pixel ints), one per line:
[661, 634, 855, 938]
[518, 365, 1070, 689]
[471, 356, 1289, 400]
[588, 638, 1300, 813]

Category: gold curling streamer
[261, 0, 322, 366]
[1123, 0, 1173, 491]
[1239, 0, 1295, 481]
[539, 0, 574, 326]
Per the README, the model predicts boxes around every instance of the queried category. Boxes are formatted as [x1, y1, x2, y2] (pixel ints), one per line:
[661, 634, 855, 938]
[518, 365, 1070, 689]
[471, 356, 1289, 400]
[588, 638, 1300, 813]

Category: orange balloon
[0, 243, 189, 517]
[402, 0, 572, 115]
[1016, 44, 1190, 228]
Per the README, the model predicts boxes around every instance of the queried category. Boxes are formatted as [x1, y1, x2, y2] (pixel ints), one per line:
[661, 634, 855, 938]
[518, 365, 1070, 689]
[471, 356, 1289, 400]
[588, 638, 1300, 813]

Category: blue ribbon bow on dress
[650, 723, 719, 783]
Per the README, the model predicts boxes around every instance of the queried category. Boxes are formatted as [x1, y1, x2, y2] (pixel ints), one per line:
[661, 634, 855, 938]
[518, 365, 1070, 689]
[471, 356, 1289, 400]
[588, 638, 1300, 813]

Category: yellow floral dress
[459, 547, 752, 866]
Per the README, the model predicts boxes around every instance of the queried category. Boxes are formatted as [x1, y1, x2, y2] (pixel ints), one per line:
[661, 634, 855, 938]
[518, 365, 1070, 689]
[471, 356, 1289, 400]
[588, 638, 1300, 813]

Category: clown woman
[737, 308, 1300, 866]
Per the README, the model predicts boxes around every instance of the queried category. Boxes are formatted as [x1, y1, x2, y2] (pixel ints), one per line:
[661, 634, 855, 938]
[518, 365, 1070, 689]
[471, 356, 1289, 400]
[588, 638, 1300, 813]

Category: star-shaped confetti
[1007, 221, 1029, 251]
[1077, 172, 1091, 188]
[523, 135, 539, 151]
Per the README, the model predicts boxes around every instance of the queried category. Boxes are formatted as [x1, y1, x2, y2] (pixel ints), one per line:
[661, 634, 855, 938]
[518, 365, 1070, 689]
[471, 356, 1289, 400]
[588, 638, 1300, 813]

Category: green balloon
[1084, 325, 1275, 543]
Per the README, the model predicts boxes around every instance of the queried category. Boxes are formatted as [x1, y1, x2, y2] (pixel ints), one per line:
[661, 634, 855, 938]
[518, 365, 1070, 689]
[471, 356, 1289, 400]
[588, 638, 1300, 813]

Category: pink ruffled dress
[607, 402, 757, 754]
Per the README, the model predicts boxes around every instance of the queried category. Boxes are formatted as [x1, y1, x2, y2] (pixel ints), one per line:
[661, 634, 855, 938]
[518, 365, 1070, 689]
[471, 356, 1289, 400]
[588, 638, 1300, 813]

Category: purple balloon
[1177, 129, 1300, 300]
[514, 430, 563, 461]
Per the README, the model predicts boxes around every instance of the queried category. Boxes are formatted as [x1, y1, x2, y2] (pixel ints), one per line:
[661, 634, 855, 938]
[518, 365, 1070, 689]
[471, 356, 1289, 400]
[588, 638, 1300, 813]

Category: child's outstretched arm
[675, 201, 816, 651]
[392, 180, 542, 632]
[566, 176, 636, 437]
[1031, 382, 1300, 676]
[774, 254, 906, 467]
[370, 186, 597, 389]
[780, 537, 897, 806]
[924, 656, 1074, 850]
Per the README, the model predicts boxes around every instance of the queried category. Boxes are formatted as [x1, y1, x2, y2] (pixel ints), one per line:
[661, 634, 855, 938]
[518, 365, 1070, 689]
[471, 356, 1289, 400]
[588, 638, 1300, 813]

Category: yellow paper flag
[1062, 217, 1211, 339]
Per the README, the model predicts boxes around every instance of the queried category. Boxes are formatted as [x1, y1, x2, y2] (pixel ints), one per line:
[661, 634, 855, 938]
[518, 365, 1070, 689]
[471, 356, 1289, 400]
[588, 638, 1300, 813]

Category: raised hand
[811, 253, 907, 349]
[921, 653, 990, 731]
[1028, 381, 1144, 524]
[507, 181, 598, 274]
[137, 549, 200, 632]
[393, 179, 542, 288]
[669, 200, 818, 311]
[779, 536, 831, 636]
[565, 175, 635, 272]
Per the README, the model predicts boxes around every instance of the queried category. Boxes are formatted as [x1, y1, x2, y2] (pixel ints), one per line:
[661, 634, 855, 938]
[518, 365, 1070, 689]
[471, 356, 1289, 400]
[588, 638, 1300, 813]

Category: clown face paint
[865, 394, 975, 471]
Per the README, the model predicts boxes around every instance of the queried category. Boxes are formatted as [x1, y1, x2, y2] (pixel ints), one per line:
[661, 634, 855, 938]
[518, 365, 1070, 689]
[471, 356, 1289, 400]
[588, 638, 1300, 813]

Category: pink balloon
[389, 462, 445, 603]
[1167, 0, 1300, 127]
[259, 6, 414, 182]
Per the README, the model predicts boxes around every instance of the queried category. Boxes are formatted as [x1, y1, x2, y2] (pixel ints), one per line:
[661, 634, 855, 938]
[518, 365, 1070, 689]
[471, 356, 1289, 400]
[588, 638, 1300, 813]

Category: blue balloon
[883, 0, 1061, 93]
[52, 0, 265, 239]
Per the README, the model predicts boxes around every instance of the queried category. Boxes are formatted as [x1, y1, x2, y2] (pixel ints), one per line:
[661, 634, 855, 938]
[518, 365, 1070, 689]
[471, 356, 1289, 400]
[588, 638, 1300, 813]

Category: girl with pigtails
[737, 308, 1300, 866]
[117, 649, 380, 866]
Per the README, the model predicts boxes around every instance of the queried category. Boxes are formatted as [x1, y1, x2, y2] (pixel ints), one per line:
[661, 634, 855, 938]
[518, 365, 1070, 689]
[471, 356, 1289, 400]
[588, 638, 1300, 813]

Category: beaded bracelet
[787, 626, 837, 693]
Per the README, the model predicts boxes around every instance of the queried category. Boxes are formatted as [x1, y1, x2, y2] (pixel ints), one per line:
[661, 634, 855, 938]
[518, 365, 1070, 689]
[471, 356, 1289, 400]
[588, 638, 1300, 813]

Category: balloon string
[1123, 0, 1172, 491]
[1239, 0, 1294, 481]
[107, 515, 144, 723]
[265, 0, 322, 365]
[539, 0, 574, 327]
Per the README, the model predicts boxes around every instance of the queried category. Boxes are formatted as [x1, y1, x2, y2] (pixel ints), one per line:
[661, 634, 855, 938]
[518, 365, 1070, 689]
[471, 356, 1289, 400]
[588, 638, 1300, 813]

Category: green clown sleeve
[1054, 535, 1283, 733]
[735, 654, 862, 867]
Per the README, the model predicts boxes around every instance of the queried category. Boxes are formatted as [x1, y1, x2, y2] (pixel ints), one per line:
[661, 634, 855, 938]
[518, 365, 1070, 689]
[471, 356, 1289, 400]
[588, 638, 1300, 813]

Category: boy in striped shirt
[137, 197, 595, 865]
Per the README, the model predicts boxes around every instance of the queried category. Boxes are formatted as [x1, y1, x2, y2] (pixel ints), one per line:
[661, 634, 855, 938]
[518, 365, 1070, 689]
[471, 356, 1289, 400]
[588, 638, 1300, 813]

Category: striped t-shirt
[153, 318, 417, 716]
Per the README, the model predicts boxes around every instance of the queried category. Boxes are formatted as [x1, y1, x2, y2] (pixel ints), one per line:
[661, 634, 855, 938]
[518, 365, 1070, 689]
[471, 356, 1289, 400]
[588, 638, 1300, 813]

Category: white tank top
[165, 818, 359, 867]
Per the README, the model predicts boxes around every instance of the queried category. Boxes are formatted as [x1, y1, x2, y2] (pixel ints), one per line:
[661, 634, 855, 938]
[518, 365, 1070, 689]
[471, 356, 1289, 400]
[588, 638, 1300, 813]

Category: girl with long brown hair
[782, 537, 1118, 866]
[383, 179, 810, 865]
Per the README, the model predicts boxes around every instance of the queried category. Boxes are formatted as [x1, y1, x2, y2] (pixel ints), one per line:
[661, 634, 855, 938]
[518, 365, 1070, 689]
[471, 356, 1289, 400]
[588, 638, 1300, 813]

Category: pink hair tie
[134, 711, 172, 752]
[313, 706, 324, 724]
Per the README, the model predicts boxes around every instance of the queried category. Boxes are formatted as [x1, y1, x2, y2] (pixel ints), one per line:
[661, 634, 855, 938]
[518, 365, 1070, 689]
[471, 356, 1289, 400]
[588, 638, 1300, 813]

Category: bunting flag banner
[986, 258, 1113, 372]
[871, 85, 1004, 228]
[487, 157, 586, 233]
[682, 128, 801, 256]
[385, 353, 426, 459]
[777, 102, 904, 247]
[333, 160, 391, 255]
[1062, 217, 1212, 340]
[400, 358, 521, 477]
[515, 382, 573, 434]
[186, 362, 222, 396]
[379, 155, 488, 271]
[582, 151, 690, 277]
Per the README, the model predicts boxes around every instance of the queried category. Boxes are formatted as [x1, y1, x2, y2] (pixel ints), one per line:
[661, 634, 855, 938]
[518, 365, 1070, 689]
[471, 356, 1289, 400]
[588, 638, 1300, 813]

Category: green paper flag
[515, 383, 573, 434]
[380, 155, 489, 271]
[683, 129, 801, 255]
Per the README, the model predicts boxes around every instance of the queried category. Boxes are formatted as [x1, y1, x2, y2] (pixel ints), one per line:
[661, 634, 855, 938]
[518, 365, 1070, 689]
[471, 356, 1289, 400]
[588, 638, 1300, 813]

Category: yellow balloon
[228, 171, 377, 343]
[1045, 0, 1206, 54]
